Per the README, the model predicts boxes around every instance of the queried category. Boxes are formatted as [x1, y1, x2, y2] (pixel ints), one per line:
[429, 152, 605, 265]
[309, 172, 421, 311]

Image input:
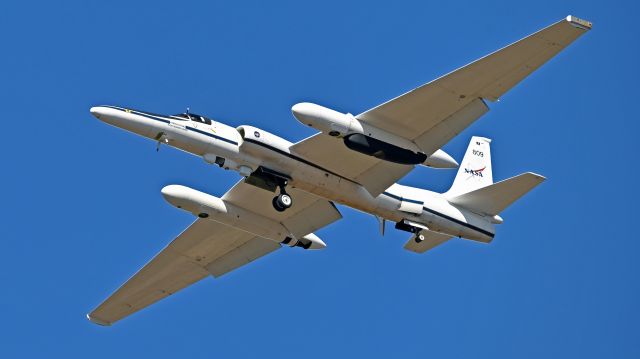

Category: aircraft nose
[89, 105, 157, 138]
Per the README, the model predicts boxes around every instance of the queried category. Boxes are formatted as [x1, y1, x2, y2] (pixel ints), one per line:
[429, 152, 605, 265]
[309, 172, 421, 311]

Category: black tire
[272, 196, 286, 212]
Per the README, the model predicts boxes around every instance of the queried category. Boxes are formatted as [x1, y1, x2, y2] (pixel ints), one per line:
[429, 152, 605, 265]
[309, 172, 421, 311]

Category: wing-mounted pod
[160, 184, 326, 250]
[292, 102, 457, 168]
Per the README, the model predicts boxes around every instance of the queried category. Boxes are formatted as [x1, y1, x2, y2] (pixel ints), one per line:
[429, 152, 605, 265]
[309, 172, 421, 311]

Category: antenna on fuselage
[154, 132, 168, 152]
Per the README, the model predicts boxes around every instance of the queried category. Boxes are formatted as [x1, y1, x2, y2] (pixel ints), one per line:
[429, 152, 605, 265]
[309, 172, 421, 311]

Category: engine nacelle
[292, 102, 457, 168]
[292, 102, 361, 137]
[160, 185, 326, 250]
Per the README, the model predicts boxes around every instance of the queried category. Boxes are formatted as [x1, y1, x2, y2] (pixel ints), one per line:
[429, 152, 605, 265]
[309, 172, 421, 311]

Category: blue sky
[1, 0, 638, 357]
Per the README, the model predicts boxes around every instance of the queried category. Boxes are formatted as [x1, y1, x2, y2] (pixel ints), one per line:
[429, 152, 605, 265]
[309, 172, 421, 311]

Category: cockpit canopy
[171, 113, 212, 125]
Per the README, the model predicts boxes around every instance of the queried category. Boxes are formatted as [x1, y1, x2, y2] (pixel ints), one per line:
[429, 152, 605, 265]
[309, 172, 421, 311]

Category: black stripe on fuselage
[381, 191, 495, 238]
[380, 191, 422, 204]
[101, 106, 239, 145]
[242, 137, 359, 185]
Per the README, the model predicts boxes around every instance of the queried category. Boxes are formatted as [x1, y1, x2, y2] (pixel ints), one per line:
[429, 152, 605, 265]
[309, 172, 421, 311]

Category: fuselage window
[171, 113, 212, 125]
[170, 114, 189, 121]
[190, 114, 212, 125]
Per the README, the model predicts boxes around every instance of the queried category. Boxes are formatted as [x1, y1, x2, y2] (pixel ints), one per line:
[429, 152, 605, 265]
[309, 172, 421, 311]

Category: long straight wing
[290, 16, 590, 195]
[88, 181, 341, 326]
[87, 220, 279, 326]
[358, 16, 592, 151]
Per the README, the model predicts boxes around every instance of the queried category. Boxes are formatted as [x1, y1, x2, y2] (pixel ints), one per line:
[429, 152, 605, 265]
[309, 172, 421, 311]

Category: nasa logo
[464, 167, 485, 177]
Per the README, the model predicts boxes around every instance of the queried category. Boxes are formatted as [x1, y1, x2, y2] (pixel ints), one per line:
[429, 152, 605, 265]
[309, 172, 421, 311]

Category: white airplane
[87, 16, 591, 325]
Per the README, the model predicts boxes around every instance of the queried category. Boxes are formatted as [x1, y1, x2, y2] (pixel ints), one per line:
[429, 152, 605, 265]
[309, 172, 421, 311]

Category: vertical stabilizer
[447, 136, 493, 197]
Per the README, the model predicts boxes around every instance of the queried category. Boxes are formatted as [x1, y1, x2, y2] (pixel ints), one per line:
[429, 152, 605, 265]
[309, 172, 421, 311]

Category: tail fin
[448, 172, 546, 216]
[447, 136, 493, 197]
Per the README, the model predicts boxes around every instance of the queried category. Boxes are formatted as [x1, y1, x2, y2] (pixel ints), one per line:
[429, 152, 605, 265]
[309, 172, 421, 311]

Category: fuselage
[90, 105, 495, 242]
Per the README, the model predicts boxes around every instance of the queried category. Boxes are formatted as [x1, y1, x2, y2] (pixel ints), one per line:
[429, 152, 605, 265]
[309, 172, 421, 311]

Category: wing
[221, 180, 342, 238]
[87, 220, 278, 326]
[88, 181, 341, 326]
[290, 134, 414, 197]
[357, 16, 591, 154]
[290, 16, 590, 195]
[404, 230, 453, 254]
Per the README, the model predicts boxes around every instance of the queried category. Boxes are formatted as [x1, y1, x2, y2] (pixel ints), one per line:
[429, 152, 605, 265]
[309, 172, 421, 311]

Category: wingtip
[525, 172, 547, 181]
[87, 313, 112, 326]
[566, 15, 593, 30]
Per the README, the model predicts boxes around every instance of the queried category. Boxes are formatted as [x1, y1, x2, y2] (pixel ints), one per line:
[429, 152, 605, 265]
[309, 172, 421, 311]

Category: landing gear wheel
[277, 193, 292, 208]
[272, 197, 286, 212]
[272, 194, 292, 212]
[415, 233, 425, 243]
[272, 178, 293, 212]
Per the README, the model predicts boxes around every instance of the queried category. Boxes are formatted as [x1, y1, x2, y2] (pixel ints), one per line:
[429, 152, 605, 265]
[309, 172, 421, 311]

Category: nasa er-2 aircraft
[87, 16, 591, 325]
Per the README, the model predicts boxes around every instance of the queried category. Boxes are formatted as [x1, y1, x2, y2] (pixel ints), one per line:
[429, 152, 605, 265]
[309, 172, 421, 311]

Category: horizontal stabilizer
[404, 230, 453, 254]
[448, 172, 545, 216]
